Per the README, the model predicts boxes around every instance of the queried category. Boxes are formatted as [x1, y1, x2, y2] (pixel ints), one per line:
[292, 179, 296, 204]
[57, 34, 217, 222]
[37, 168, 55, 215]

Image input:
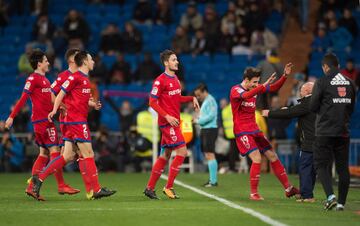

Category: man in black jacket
[262, 82, 316, 203]
[310, 53, 356, 211]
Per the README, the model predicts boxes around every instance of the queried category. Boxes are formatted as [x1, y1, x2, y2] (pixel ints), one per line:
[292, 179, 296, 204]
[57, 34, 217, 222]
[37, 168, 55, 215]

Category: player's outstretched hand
[165, 114, 179, 127]
[48, 111, 56, 122]
[284, 62, 294, 76]
[262, 110, 269, 117]
[5, 117, 13, 129]
[193, 97, 200, 111]
[263, 73, 276, 87]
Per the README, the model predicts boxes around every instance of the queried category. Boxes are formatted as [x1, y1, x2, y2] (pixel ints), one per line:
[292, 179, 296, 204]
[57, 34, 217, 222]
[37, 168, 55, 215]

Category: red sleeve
[149, 97, 168, 118]
[9, 92, 29, 118]
[240, 85, 266, 99]
[268, 75, 287, 92]
[61, 75, 77, 93]
[180, 96, 193, 103]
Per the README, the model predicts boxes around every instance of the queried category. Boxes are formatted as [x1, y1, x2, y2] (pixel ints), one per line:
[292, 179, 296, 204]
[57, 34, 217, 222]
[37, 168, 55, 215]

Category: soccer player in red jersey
[230, 63, 300, 201]
[144, 49, 200, 199]
[5, 49, 79, 200]
[50, 49, 92, 194]
[32, 50, 116, 200]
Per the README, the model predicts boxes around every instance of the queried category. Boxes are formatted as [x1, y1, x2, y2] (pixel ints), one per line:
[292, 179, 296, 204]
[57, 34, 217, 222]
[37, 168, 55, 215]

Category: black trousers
[313, 136, 350, 205]
[299, 150, 316, 199]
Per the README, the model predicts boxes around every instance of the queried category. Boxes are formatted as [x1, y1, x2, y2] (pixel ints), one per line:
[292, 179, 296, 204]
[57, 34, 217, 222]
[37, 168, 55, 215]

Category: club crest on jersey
[43, 81, 46, 85]
[337, 87, 346, 97]
[68, 76, 74, 80]
[62, 80, 70, 88]
[169, 83, 173, 87]
[151, 87, 158, 95]
[24, 82, 31, 90]
[83, 80, 87, 85]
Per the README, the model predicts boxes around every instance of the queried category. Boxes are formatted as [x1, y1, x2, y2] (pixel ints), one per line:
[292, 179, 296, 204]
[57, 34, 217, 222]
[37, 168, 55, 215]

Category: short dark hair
[195, 83, 208, 93]
[160, 49, 176, 66]
[321, 53, 339, 68]
[74, 50, 89, 67]
[65, 48, 80, 62]
[29, 49, 46, 70]
[243, 67, 261, 80]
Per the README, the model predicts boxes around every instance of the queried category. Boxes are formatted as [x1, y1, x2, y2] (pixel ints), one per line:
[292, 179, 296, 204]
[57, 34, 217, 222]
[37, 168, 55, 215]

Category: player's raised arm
[266, 62, 293, 93]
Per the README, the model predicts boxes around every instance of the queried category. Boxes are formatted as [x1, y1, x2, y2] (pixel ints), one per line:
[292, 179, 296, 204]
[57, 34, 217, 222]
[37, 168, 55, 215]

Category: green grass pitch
[0, 173, 359, 226]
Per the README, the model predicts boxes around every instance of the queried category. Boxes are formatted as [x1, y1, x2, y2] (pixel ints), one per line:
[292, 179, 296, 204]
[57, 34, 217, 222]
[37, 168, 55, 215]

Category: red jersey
[16, 73, 53, 123]
[230, 76, 287, 136]
[150, 73, 183, 127]
[61, 71, 91, 123]
[51, 70, 71, 122]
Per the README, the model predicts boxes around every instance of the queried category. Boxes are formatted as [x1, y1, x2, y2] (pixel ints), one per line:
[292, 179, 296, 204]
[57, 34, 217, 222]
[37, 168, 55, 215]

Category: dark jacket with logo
[268, 96, 316, 152]
[310, 68, 356, 137]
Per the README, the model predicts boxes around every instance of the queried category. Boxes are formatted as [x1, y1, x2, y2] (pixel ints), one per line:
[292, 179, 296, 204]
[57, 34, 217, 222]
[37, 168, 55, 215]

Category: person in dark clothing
[263, 82, 316, 202]
[134, 52, 161, 83]
[339, 8, 358, 38]
[99, 23, 122, 55]
[63, 10, 91, 45]
[310, 53, 356, 211]
[110, 53, 131, 84]
[133, 0, 153, 24]
[153, 0, 172, 25]
[121, 22, 142, 54]
[32, 14, 55, 42]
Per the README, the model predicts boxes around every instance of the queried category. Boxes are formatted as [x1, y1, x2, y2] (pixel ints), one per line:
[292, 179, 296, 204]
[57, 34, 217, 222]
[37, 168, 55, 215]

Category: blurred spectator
[298, 0, 309, 32]
[126, 125, 152, 172]
[10, 103, 30, 133]
[318, 0, 343, 16]
[52, 28, 67, 57]
[99, 23, 122, 55]
[133, 0, 153, 25]
[18, 44, 34, 75]
[30, 0, 47, 15]
[110, 53, 131, 84]
[31, 14, 55, 43]
[243, 1, 264, 33]
[256, 49, 283, 109]
[0, 129, 24, 172]
[232, 25, 252, 55]
[190, 29, 207, 55]
[202, 4, 220, 54]
[328, 19, 353, 51]
[63, 10, 90, 47]
[93, 126, 122, 172]
[171, 26, 190, 54]
[341, 58, 359, 83]
[221, 12, 242, 36]
[267, 96, 290, 140]
[134, 52, 161, 83]
[90, 54, 109, 84]
[180, 1, 203, 33]
[339, 8, 358, 38]
[311, 27, 330, 52]
[318, 9, 336, 30]
[121, 22, 142, 53]
[287, 72, 306, 106]
[234, 0, 248, 18]
[153, 0, 172, 25]
[0, 0, 8, 30]
[250, 25, 279, 54]
[218, 26, 234, 54]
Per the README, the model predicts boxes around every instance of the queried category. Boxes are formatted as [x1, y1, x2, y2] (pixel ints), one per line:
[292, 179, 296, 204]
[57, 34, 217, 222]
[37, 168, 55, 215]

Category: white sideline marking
[161, 175, 287, 226]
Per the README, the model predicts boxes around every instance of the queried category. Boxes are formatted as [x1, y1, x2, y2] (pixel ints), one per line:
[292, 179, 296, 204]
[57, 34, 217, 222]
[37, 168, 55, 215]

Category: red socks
[50, 152, 65, 187]
[84, 157, 101, 193]
[31, 155, 48, 176]
[271, 159, 290, 189]
[166, 155, 185, 189]
[250, 162, 261, 194]
[39, 156, 66, 181]
[78, 157, 92, 193]
[147, 157, 167, 190]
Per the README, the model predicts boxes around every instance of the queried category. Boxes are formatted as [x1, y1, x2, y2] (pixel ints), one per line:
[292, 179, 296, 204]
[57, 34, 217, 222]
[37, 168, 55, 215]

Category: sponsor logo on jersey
[51, 81, 57, 88]
[337, 87, 346, 97]
[41, 88, 51, 93]
[62, 80, 70, 88]
[168, 89, 181, 96]
[330, 74, 350, 85]
[241, 101, 255, 107]
[24, 81, 31, 90]
[333, 98, 351, 103]
[82, 88, 91, 93]
[151, 87, 158, 95]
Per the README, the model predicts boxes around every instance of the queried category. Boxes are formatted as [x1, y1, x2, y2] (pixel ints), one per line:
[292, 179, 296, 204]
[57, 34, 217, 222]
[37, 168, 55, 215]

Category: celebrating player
[230, 63, 300, 200]
[32, 50, 116, 200]
[144, 49, 200, 199]
[5, 49, 79, 201]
